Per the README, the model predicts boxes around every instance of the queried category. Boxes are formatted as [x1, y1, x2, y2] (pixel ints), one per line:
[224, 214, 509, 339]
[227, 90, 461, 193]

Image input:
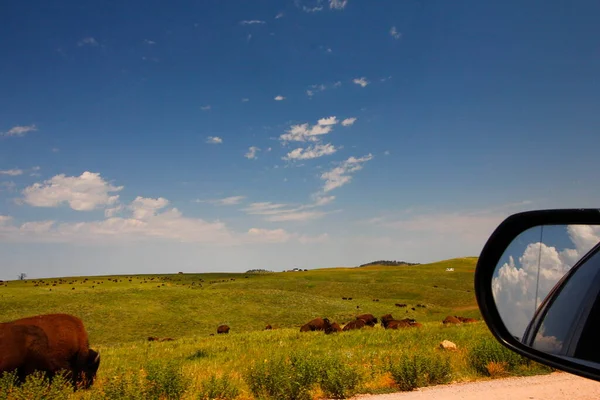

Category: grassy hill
[0, 257, 552, 400]
[0, 258, 479, 345]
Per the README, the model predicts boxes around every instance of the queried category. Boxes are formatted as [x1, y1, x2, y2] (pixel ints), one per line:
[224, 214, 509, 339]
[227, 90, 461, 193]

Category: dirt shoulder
[349, 372, 600, 400]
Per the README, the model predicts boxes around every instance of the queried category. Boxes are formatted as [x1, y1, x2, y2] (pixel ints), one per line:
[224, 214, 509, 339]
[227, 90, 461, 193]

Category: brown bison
[356, 314, 378, 327]
[343, 319, 366, 331]
[300, 317, 333, 333]
[0, 314, 100, 389]
[381, 314, 421, 329]
[265, 324, 272, 330]
[329, 322, 342, 332]
[217, 325, 230, 334]
[443, 316, 462, 325]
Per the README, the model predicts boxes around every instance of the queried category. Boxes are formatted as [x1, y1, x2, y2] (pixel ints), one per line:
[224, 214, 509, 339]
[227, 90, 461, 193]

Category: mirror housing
[475, 209, 600, 382]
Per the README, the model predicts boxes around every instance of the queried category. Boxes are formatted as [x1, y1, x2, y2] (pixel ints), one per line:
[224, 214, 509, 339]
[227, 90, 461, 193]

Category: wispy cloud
[240, 20, 266, 25]
[77, 37, 99, 47]
[280, 116, 339, 143]
[283, 143, 337, 160]
[274, 95, 286, 101]
[341, 117, 357, 127]
[389, 26, 402, 39]
[242, 199, 336, 222]
[245, 146, 260, 159]
[320, 154, 373, 192]
[206, 136, 223, 144]
[200, 105, 211, 111]
[241, 98, 250, 102]
[352, 77, 369, 87]
[275, 12, 285, 19]
[196, 196, 246, 206]
[329, 0, 348, 10]
[2, 124, 37, 138]
[303, 6, 323, 12]
[51, 147, 60, 153]
[0, 169, 23, 176]
[144, 39, 156, 45]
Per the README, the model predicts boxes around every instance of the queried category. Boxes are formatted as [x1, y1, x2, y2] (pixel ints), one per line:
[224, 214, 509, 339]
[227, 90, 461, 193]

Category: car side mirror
[475, 209, 600, 382]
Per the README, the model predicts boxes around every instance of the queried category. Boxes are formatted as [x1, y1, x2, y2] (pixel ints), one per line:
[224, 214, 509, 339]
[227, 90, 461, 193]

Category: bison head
[79, 349, 100, 389]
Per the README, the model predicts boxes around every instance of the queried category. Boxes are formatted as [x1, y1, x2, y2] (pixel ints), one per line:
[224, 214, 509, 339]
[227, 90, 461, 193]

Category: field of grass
[0, 257, 552, 399]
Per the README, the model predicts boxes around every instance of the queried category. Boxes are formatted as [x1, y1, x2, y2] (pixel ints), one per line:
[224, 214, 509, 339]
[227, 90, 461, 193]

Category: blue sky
[1, 0, 599, 280]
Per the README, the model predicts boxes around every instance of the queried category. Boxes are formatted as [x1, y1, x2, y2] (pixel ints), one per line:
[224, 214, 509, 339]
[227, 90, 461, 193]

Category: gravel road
[348, 372, 600, 400]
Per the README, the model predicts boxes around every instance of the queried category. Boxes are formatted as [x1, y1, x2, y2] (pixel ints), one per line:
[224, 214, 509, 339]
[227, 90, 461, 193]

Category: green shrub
[319, 358, 363, 399]
[145, 360, 190, 400]
[0, 371, 18, 400]
[102, 369, 147, 400]
[244, 352, 321, 400]
[6, 371, 73, 400]
[468, 337, 528, 376]
[197, 374, 240, 399]
[387, 353, 452, 391]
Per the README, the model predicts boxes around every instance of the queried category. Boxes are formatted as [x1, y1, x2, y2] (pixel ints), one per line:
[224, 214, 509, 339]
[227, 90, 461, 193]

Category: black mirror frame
[475, 208, 600, 382]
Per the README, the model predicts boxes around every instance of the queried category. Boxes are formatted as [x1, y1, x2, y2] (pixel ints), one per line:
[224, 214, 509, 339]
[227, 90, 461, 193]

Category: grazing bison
[443, 316, 462, 325]
[395, 303, 407, 308]
[356, 314, 378, 327]
[217, 325, 230, 334]
[342, 319, 366, 331]
[0, 314, 100, 389]
[329, 322, 342, 333]
[300, 317, 332, 333]
[264, 324, 272, 330]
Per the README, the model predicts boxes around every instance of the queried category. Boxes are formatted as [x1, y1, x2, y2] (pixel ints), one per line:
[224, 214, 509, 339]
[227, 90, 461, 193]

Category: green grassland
[0, 257, 552, 399]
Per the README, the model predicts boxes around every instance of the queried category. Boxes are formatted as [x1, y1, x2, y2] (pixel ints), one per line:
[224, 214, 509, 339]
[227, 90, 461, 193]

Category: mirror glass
[492, 224, 600, 364]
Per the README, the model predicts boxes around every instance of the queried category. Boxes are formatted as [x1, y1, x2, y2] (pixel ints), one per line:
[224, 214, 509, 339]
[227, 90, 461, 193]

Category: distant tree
[358, 260, 420, 268]
[17, 272, 27, 280]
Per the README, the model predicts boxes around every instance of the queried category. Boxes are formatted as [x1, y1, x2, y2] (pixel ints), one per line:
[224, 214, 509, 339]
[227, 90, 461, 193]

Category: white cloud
[144, 39, 156, 45]
[318, 116, 338, 126]
[241, 98, 250, 102]
[353, 77, 369, 87]
[22, 171, 123, 211]
[130, 196, 169, 220]
[384, 150, 390, 156]
[333, 81, 342, 87]
[247, 228, 291, 243]
[329, 0, 348, 9]
[247, 34, 252, 42]
[213, 196, 246, 206]
[245, 146, 260, 159]
[283, 143, 337, 160]
[390, 26, 401, 39]
[2, 125, 37, 138]
[313, 195, 335, 206]
[206, 136, 223, 144]
[492, 225, 600, 339]
[200, 105, 211, 111]
[77, 37, 99, 47]
[280, 117, 340, 143]
[0, 169, 23, 176]
[240, 20, 266, 25]
[341, 117, 357, 127]
[303, 6, 323, 12]
[266, 210, 328, 222]
[104, 205, 124, 218]
[242, 202, 289, 215]
[275, 12, 285, 19]
[320, 154, 373, 192]
[274, 95, 286, 101]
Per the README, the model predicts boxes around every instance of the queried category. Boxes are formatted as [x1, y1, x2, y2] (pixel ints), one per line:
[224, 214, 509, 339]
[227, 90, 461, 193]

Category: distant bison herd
[1, 307, 478, 390]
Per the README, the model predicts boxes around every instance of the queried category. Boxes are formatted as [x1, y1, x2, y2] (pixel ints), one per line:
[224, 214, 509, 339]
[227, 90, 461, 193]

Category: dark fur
[0, 313, 100, 389]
